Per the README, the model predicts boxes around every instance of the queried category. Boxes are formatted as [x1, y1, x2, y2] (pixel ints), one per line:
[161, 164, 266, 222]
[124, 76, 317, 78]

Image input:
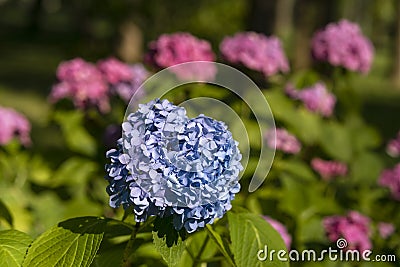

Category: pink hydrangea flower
[220, 32, 289, 77]
[50, 58, 110, 112]
[378, 222, 395, 239]
[323, 211, 372, 252]
[146, 32, 215, 67]
[311, 158, 347, 180]
[113, 64, 149, 103]
[265, 128, 301, 154]
[145, 33, 216, 81]
[97, 57, 134, 85]
[386, 131, 400, 157]
[264, 216, 291, 250]
[286, 82, 336, 117]
[378, 163, 400, 201]
[0, 106, 31, 146]
[311, 19, 374, 73]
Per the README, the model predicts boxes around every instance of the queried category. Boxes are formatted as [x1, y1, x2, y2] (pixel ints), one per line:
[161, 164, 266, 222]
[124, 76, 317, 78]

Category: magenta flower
[286, 82, 336, 117]
[97, 57, 133, 85]
[386, 131, 400, 157]
[377, 222, 395, 239]
[265, 128, 301, 154]
[145, 33, 216, 81]
[146, 33, 215, 67]
[311, 158, 347, 180]
[0, 106, 31, 146]
[220, 32, 289, 77]
[323, 211, 371, 252]
[264, 216, 291, 250]
[378, 163, 400, 201]
[50, 58, 110, 112]
[311, 19, 374, 73]
[113, 64, 149, 103]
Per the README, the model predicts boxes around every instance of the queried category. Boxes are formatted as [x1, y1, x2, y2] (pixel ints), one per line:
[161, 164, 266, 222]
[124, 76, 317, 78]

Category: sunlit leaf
[0, 230, 32, 267]
[23, 217, 106, 267]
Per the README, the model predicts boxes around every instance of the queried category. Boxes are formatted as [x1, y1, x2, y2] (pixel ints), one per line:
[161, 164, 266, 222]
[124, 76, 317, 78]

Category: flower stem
[121, 222, 140, 267]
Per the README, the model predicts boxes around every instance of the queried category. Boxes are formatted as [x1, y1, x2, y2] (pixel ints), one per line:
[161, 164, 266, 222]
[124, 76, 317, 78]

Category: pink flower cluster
[264, 216, 292, 250]
[265, 128, 301, 154]
[378, 163, 400, 201]
[220, 32, 289, 77]
[311, 19, 374, 74]
[311, 158, 348, 180]
[0, 106, 31, 146]
[377, 222, 395, 239]
[286, 82, 336, 117]
[323, 211, 371, 252]
[146, 32, 215, 67]
[386, 131, 400, 157]
[50, 58, 148, 112]
[145, 33, 216, 81]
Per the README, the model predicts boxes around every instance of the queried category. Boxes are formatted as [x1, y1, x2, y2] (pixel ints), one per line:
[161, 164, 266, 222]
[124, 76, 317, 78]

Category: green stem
[121, 222, 140, 267]
[192, 235, 210, 267]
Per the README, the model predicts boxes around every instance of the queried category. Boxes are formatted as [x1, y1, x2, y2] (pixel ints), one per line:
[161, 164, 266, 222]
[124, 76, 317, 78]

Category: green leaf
[319, 121, 352, 162]
[153, 231, 185, 267]
[178, 231, 218, 267]
[350, 153, 384, 185]
[0, 230, 33, 267]
[205, 225, 236, 266]
[228, 212, 289, 267]
[51, 157, 97, 187]
[278, 174, 310, 217]
[0, 199, 13, 226]
[53, 110, 97, 156]
[278, 159, 317, 182]
[23, 216, 106, 267]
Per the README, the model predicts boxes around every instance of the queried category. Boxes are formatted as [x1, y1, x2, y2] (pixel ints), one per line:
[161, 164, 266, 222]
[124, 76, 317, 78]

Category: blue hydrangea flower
[105, 99, 242, 233]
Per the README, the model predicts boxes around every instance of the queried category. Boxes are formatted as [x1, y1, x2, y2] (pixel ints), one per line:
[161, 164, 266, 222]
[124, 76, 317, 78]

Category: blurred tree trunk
[274, 0, 295, 40]
[292, 0, 337, 70]
[117, 22, 143, 63]
[393, 0, 400, 88]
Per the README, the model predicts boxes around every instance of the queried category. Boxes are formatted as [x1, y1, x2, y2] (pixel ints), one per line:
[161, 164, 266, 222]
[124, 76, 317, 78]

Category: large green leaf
[228, 212, 289, 267]
[0, 230, 33, 267]
[23, 217, 106, 267]
[0, 199, 13, 226]
[153, 231, 185, 267]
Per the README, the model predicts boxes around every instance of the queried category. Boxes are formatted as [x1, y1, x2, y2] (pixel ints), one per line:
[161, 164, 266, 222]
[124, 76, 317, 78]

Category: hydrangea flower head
[311, 158, 347, 180]
[323, 211, 371, 252]
[0, 106, 31, 146]
[145, 33, 216, 81]
[265, 128, 301, 154]
[50, 58, 110, 112]
[311, 19, 374, 73]
[263, 216, 292, 250]
[386, 131, 400, 157]
[97, 57, 134, 85]
[378, 163, 400, 201]
[105, 99, 242, 233]
[220, 32, 289, 77]
[286, 82, 336, 117]
[112, 63, 149, 103]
